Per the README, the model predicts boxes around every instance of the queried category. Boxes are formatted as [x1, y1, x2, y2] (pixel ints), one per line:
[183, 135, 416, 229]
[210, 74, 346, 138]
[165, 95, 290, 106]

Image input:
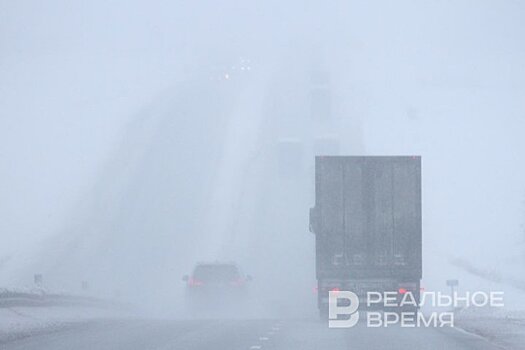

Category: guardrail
[0, 288, 122, 309]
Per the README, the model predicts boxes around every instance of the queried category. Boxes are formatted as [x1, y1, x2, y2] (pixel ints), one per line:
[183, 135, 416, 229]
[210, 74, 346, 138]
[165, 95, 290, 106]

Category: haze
[1, 0, 525, 319]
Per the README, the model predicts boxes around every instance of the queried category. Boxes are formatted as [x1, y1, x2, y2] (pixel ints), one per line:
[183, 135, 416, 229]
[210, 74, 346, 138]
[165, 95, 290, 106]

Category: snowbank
[0, 288, 135, 343]
[455, 307, 525, 350]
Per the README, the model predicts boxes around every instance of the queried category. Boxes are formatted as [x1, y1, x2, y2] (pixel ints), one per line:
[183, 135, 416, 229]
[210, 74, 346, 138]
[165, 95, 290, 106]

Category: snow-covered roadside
[455, 307, 525, 350]
[0, 304, 135, 343]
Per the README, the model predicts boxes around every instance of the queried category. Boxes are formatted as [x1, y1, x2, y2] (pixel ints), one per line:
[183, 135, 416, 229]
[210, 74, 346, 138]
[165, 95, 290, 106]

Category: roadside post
[446, 279, 459, 311]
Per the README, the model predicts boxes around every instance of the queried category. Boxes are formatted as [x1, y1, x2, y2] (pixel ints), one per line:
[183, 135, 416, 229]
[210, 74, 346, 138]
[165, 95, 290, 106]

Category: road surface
[1, 318, 502, 350]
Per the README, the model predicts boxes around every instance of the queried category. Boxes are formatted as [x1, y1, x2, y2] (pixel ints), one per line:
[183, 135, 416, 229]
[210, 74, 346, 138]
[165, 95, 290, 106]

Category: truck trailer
[309, 156, 422, 315]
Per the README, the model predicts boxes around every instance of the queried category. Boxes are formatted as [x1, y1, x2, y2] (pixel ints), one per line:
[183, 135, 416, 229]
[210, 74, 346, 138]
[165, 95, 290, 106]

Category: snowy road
[1, 318, 503, 350]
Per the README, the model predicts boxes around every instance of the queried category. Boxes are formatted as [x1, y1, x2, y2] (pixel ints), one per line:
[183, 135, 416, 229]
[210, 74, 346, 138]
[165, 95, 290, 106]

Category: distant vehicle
[310, 156, 422, 316]
[309, 70, 331, 120]
[182, 262, 252, 306]
[207, 57, 253, 81]
[313, 136, 339, 156]
[277, 138, 303, 176]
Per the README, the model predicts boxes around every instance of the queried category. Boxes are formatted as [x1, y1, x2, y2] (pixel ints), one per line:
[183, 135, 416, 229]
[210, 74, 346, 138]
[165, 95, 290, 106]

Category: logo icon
[328, 291, 360, 328]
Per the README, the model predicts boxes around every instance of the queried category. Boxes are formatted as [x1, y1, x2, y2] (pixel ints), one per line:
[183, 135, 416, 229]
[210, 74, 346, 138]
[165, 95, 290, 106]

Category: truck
[309, 156, 422, 315]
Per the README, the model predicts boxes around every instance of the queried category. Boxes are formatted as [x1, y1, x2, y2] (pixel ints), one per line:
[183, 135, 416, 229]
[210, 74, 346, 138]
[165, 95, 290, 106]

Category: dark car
[182, 262, 252, 314]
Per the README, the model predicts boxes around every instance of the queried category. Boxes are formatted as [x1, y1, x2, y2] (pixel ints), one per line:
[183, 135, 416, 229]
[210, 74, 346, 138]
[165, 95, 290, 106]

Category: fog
[1, 0, 525, 319]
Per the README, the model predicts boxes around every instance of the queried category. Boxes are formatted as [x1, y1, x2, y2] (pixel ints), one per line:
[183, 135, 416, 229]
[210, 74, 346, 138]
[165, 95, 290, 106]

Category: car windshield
[193, 264, 240, 282]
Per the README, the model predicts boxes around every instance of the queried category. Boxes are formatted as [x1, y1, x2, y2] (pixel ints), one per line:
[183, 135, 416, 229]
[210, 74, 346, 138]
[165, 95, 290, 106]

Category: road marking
[259, 336, 269, 341]
[249, 345, 262, 349]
